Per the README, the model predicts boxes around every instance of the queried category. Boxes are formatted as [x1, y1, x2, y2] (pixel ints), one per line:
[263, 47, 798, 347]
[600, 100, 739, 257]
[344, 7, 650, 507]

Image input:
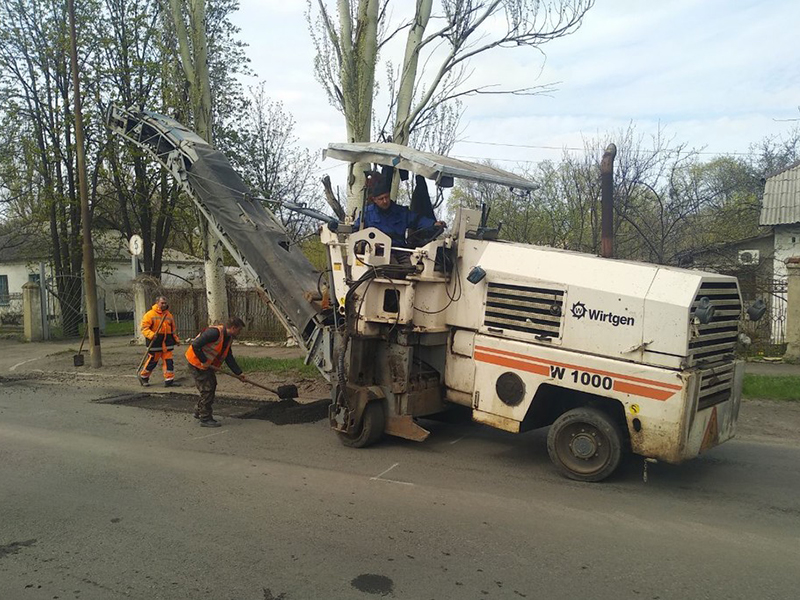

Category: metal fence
[0, 292, 24, 332]
[45, 274, 86, 339]
[741, 277, 787, 356]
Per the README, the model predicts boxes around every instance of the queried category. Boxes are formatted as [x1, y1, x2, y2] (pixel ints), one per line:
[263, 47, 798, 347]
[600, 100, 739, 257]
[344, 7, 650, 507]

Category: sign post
[129, 235, 144, 279]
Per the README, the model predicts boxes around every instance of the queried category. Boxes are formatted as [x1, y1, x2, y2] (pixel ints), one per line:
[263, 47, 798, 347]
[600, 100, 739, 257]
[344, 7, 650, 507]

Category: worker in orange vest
[140, 295, 180, 387]
[185, 316, 247, 427]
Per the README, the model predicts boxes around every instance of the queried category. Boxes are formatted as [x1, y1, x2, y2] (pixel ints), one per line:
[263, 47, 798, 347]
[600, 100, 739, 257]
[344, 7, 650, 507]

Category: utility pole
[68, 0, 102, 367]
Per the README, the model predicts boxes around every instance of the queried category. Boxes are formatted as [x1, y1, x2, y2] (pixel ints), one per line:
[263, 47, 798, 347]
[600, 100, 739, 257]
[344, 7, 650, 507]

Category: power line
[452, 154, 539, 164]
[312, 161, 346, 173]
[311, 161, 347, 176]
[458, 139, 756, 156]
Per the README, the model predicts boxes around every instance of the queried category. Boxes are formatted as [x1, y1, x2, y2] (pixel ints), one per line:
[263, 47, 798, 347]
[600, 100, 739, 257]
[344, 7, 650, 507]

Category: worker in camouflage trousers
[140, 296, 180, 387]
[185, 317, 247, 427]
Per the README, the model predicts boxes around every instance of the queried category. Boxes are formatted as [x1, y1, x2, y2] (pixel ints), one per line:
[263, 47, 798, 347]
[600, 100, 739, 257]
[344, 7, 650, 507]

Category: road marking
[372, 478, 414, 486]
[449, 436, 466, 445]
[371, 463, 400, 479]
[370, 476, 415, 486]
[10, 357, 40, 371]
[370, 463, 414, 486]
[191, 430, 229, 440]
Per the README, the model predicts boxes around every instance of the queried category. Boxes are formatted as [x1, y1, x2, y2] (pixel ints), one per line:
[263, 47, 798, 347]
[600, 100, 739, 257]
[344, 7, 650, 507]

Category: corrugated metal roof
[760, 160, 800, 225]
[324, 142, 539, 190]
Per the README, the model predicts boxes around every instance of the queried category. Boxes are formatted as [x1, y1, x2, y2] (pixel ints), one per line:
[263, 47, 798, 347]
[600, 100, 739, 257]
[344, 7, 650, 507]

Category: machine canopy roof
[324, 142, 538, 191]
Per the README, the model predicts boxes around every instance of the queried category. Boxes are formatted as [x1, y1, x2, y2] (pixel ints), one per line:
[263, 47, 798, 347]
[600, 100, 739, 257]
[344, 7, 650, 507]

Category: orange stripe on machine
[474, 351, 550, 376]
[474, 345, 679, 401]
[612, 381, 674, 401]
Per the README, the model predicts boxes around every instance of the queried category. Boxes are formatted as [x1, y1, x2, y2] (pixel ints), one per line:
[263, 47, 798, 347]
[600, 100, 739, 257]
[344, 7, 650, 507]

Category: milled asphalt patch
[237, 398, 330, 425]
[94, 391, 329, 424]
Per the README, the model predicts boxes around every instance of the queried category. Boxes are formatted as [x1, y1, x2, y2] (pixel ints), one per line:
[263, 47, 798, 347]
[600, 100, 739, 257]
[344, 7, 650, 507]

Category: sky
[229, 0, 800, 186]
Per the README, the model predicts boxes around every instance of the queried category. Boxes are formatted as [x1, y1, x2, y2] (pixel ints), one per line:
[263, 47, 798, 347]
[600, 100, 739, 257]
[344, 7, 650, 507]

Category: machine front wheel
[547, 407, 623, 482]
[337, 401, 386, 448]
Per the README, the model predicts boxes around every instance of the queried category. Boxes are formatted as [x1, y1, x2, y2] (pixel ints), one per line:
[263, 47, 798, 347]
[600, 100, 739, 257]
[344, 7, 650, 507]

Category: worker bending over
[185, 317, 246, 428]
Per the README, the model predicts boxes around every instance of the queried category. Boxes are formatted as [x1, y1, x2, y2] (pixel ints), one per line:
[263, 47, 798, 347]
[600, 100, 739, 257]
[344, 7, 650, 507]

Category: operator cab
[323, 142, 539, 275]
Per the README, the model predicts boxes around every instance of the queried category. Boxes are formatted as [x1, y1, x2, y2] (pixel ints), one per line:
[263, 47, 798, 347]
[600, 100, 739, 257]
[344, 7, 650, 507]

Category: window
[28, 273, 40, 284]
[0, 275, 8, 306]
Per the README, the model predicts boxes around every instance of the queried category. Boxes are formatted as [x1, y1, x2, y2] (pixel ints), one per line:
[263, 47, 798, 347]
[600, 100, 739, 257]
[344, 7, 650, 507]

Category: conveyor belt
[106, 105, 322, 347]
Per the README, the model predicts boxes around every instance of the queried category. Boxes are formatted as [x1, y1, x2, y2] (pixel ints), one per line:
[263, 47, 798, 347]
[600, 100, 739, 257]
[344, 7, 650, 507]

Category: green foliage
[449, 124, 800, 265]
[301, 238, 329, 273]
[225, 84, 324, 238]
[743, 374, 800, 401]
[73, 320, 134, 337]
[0, 0, 258, 282]
[235, 355, 319, 377]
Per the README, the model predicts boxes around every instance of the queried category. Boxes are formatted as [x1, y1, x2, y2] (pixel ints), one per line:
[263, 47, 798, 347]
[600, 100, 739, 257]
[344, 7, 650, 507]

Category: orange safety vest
[141, 305, 178, 339]
[185, 325, 232, 370]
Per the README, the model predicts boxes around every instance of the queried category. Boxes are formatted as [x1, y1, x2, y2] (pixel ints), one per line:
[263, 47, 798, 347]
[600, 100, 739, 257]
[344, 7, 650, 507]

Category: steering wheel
[406, 224, 445, 248]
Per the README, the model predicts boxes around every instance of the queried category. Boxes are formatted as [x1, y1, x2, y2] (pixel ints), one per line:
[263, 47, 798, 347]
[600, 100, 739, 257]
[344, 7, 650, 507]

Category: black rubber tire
[547, 407, 623, 482]
[337, 401, 386, 448]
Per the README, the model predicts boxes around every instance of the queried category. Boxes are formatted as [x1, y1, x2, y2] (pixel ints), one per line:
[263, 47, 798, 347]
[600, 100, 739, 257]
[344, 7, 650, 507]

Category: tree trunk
[203, 221, 228, 324]
[191, 0, 227, 323]
[393, 0, 432, 147]
[171, 0, 228, 324]
[341, 0, 379, 213]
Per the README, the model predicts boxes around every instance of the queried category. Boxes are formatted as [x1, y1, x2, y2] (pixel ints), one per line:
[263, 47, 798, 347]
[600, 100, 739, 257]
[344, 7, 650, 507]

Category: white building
[760, 160, 800, 278]
[0, 231, 207, 320]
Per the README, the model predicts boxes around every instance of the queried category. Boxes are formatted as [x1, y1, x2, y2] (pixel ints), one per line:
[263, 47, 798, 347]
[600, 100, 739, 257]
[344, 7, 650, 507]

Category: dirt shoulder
[737, 398, 800, 447]
[0, 337, 329, 403]
[1, 339, 798, 445]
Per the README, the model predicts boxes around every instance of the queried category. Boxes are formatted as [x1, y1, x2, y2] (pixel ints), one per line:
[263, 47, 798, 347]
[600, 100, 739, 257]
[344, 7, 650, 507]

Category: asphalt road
[1, 379, 799, 600]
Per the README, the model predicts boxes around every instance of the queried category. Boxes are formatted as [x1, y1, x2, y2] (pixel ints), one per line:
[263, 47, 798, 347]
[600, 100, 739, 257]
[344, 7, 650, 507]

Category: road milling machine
[108, 105, 753, 481]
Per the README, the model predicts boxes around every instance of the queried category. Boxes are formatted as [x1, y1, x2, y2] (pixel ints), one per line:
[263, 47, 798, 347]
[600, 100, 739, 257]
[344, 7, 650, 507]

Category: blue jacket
[354, 202, 436, 248]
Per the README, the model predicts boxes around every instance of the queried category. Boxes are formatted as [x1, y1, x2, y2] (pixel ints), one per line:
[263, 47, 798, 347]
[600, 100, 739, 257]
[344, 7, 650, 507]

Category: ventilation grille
[484, 282, 564, 338]
[688, 281, 742, 366]
[698, 363, 735, 411]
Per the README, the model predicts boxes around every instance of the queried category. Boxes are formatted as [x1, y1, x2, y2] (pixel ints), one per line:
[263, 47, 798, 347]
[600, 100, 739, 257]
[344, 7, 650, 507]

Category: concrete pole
[23, 282, 43, 342]
[133, 277, 149, 346]
[68, 0, 101, 367]
[784, 258, 800, 361]
[39, 262, 49, 341]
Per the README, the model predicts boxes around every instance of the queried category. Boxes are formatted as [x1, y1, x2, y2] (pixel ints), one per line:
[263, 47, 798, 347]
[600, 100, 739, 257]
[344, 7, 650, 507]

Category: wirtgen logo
[570, 301, 635, 327]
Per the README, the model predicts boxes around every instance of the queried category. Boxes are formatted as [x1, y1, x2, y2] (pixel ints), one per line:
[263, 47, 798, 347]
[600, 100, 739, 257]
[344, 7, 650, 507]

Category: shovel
[216, 369, 298, 400]
[73, 326, 88, 367]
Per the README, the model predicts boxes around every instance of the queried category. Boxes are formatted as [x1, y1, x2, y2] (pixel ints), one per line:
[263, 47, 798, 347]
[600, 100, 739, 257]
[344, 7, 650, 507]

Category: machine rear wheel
[337, 401, 386, 448]
[547, 407, 623, 482]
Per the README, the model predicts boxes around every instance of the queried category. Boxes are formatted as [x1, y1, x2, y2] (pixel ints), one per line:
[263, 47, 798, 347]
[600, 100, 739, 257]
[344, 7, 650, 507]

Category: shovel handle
[216, 369, 277, 394]
[78, 325, 89, 354]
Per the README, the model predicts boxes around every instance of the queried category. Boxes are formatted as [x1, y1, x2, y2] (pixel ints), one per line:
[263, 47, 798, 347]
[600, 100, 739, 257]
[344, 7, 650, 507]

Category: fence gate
[768, 278, 788, 346]
[45, 274, 85, 339]
[742, 277, 787, 355]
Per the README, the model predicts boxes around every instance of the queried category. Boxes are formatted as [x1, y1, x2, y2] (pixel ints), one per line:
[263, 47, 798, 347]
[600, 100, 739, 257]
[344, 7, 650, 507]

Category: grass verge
[235, 355, 319, 377]
[743, 374, 800, 401]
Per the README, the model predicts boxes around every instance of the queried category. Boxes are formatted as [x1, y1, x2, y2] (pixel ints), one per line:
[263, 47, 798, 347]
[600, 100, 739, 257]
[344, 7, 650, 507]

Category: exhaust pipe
[601, 143, 617, 258]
